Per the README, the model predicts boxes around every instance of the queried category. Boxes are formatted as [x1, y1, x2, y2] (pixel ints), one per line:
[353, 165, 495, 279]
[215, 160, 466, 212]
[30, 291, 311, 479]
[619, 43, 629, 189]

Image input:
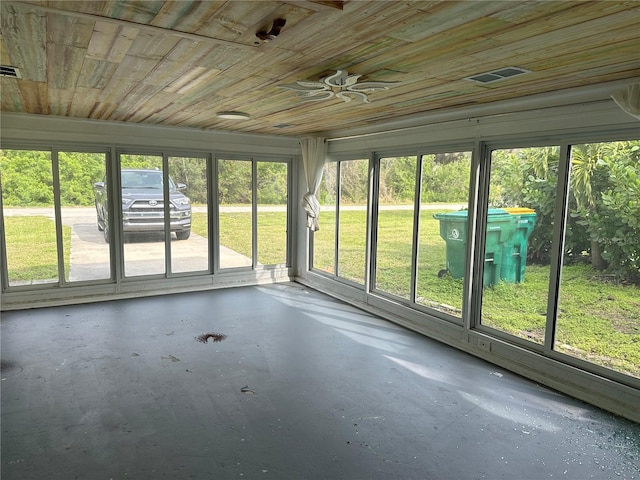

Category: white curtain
[611, 83, 640, 120]
[300, 137, 327, 231]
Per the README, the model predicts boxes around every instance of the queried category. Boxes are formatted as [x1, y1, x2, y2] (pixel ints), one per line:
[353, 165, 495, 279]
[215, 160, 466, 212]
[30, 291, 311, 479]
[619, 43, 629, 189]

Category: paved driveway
[4, 207, 251, 281]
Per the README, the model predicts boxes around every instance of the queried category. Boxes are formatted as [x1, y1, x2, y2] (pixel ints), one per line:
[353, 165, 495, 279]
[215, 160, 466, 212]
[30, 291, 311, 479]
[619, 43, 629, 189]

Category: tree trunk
[591, 240, 607, 270]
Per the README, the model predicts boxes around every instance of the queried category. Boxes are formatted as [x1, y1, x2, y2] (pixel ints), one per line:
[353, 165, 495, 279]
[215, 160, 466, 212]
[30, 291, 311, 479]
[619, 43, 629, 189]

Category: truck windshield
[121, 171, 175, 190]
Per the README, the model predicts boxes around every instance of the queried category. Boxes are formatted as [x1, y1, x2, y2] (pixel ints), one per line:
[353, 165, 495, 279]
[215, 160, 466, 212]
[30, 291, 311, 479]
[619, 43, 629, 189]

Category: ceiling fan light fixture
[216, 111, 250, 120]
[279, 69, 400, 104]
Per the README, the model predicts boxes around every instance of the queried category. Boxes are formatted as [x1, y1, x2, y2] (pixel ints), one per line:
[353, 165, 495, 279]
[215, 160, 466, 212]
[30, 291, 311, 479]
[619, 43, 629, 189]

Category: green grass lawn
[4, 216, 71, 283]
[6, 211, 639, 378]
[192, 210, 287, 265]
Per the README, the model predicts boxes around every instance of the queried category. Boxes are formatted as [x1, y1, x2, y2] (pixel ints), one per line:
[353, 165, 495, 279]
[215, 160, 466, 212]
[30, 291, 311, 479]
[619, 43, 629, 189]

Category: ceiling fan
[279, 70, 401, 104]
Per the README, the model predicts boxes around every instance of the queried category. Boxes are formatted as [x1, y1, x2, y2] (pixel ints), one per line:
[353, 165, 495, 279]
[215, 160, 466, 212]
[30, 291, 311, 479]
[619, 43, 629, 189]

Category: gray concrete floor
[1, 284, 638, 480]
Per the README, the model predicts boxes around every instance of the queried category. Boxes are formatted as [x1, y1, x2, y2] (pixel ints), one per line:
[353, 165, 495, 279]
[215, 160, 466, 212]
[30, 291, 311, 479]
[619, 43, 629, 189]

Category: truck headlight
[176, 197, 190, 206]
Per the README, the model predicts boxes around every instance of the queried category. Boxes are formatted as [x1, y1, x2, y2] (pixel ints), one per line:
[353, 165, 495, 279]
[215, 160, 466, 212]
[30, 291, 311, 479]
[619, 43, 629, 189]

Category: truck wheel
[176, 230, 191, 240]
[103, 226, 110, 244]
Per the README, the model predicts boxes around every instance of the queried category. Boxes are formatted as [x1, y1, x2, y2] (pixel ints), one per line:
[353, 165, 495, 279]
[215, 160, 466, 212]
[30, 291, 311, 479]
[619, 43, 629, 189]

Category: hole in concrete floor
[195, 333, 227, 343]
[1, 360, 18, 372]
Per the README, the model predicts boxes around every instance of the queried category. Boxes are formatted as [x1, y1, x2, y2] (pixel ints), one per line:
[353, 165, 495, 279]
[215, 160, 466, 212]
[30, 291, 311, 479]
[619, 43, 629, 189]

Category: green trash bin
[433, 209, 517, 286]
[501, 208, 537, 283]
[433, 210, 470, 280]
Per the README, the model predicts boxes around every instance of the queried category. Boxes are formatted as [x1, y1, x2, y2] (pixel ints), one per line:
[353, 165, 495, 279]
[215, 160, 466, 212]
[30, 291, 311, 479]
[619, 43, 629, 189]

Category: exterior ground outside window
[555, 140, 640, 378]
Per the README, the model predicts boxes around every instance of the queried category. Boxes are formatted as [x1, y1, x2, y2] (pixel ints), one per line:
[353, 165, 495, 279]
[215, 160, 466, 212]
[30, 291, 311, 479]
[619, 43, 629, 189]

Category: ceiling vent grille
[0, 65, 21, 78]
[465, 67, 530, 84]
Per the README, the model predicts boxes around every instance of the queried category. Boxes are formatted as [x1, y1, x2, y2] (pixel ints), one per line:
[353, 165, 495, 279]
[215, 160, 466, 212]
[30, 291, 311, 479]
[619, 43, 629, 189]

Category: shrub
[491, 141, 640, 282]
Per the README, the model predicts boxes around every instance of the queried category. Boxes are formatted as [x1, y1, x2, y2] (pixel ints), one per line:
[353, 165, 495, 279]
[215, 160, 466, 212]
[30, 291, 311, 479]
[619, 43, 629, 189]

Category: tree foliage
[339, 159, 368, 204]
[218, 160, 252, 204]
[257, 162, 288, 204]
[490, 141, 640, 282]
[1, 151, 288, 207]
[3, 141, 637, 280]
[170, 157, 208, 204]
[422, 152, 471, 203]
[0, 150, 55, 205]
[578, 142, 640, 280]
[59, 152, 107, 205]
[319, 153, 471, 206]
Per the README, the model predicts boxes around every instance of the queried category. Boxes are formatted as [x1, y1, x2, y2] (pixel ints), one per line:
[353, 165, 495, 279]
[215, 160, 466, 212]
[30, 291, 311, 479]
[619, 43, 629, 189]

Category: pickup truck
[94, 169, 191, 243]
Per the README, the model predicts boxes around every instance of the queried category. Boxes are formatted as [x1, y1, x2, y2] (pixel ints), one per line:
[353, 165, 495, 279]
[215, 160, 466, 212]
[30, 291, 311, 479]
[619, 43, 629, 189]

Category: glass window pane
[313, 162, 337, 274]
[374, 156, 418, 300]
[218, 159, 252, 269]
[120, 155, 166, 276]
[337, 159, 368, 284]
[59, 151, 111, 282]
[257, 161, 288, 266]
[417, 151, 471, 317]
[168, 156, 205, 273]
[480, 146, 560, 345]
[1, 150, 59, 286]
[556, 140, 640, 378]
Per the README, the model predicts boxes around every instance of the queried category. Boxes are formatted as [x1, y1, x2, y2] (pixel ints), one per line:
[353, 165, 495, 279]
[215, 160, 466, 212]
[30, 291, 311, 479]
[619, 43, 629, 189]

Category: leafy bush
[0, 150, 55, 206]
[218, 160, 252, 205]
[169, 157, 208, 204]
[379, 156, 417, 203]
[1, 150, 106, 207]
[1, 151, 289, 208]
[339, 159, 368, 204]
[421, 152, 471, 203]
[491, 141, 640, 282]
[585, 144, 640, 280]
[257, 162, 288, 204]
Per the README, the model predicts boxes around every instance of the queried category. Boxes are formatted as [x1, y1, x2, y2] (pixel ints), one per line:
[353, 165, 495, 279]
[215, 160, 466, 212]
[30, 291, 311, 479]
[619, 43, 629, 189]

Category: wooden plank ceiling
[1, 0, 639, 137]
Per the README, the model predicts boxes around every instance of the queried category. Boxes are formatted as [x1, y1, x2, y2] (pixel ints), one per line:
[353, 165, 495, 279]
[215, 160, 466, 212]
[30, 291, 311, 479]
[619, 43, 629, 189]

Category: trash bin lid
[503, 207, 535, 214]
[434, 210, 466, 220]
[488, 208, 509, 215]
[433, 208, 507, 220]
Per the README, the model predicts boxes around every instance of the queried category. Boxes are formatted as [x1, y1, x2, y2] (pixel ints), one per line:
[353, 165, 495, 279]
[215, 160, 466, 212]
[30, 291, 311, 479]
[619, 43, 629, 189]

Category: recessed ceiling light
[216, 111, 250, 120]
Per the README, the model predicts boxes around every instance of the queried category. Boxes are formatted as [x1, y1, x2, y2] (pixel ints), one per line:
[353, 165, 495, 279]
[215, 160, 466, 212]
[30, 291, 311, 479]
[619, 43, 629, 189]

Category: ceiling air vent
[0, 65, 21, 78]
[465, 67, 530, 84]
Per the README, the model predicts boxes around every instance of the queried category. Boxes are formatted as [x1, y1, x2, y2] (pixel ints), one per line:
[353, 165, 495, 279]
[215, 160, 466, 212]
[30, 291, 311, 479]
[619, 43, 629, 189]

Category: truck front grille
[124, 200, 186, 224]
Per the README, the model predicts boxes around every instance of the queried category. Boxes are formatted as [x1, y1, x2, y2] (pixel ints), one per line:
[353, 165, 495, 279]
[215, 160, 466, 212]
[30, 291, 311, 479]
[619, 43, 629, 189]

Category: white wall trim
[326, 100, 639, 156]
[1, 268, 294, 311]
[0, 113, 300, 156]
[321, 78, 640, 142]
